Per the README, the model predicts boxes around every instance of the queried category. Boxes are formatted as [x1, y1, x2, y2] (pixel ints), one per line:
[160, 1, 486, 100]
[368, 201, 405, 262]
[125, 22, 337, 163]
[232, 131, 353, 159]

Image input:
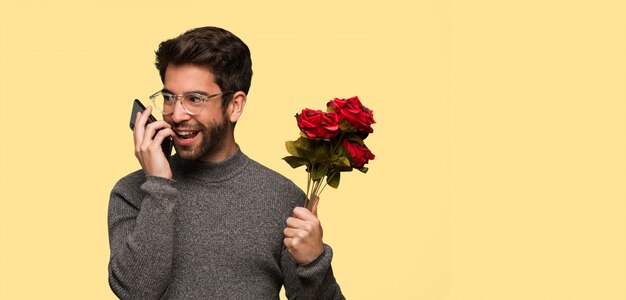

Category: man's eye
[187, 95, 205, 104]
[163, 95, 175, 102]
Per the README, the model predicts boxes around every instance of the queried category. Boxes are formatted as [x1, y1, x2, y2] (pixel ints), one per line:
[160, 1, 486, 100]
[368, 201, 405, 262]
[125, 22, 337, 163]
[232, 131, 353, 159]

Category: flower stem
[333, 132, 345, 153]
[318, 173, 335, 196]
[307, 179, 324, 210]
[306, 169, 311, 200]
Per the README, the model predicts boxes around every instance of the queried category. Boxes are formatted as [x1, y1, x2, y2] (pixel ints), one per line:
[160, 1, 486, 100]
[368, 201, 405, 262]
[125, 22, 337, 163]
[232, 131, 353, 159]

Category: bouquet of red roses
[283, 96, 376, 210]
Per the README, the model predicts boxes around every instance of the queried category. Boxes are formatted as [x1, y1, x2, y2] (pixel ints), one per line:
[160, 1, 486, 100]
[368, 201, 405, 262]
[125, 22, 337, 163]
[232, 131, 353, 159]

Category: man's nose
[171, 99, 191, 123]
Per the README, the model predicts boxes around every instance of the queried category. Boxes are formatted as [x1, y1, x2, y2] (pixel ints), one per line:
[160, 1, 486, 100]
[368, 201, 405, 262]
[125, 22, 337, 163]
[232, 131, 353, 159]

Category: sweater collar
[171, 146, 249, 183]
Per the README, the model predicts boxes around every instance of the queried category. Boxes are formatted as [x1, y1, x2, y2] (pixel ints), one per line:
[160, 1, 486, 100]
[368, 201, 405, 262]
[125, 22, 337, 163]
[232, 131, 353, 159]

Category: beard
[171, 116, 230, 161]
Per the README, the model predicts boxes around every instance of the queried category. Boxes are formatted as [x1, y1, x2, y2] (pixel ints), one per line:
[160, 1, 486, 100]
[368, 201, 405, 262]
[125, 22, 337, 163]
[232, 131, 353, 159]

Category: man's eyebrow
[161, 88, 209, 96]
[187, 90, 209, 96]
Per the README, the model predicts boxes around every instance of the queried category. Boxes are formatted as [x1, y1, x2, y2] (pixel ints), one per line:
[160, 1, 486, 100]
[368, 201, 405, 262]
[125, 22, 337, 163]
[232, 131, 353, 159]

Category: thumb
[311, 196, 320, 217]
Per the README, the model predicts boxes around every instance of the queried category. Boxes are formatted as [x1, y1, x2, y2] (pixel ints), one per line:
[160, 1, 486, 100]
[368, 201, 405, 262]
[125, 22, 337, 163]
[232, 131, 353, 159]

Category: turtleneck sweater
[107, 148, 344, 299]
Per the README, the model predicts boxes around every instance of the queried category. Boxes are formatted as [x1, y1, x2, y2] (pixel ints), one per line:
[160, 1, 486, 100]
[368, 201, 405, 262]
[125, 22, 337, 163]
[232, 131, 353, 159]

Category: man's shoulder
[109, 169, 146, 208]
[246, 158, 293, 181]
[244, 158, 304, 194]
[114, 169, 146, 188]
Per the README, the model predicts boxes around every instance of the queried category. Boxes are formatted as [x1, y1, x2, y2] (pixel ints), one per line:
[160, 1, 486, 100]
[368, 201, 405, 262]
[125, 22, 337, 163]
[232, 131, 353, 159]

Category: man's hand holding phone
[133, 105, 175, 179]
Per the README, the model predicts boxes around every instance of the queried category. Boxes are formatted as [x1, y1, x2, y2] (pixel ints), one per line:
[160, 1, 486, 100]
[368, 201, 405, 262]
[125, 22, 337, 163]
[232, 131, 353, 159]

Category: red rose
[342, 140, 375, 168]
[296, 109, 340, 139]
[327, 96, 376, 137]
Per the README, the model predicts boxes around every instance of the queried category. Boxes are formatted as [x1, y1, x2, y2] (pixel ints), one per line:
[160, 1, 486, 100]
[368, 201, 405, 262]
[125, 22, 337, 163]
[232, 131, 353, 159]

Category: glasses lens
[152, 93, 173, 115]
[182, 93, 209, 115]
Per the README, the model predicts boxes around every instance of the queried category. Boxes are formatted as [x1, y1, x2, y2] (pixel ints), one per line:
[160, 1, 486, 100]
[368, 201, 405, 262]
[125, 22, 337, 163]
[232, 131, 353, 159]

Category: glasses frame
[149, 90, 234, 116]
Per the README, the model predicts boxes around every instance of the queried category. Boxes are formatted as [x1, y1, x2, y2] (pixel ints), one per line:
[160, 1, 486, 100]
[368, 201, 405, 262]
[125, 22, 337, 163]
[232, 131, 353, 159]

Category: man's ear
[227, 91, 247, 123]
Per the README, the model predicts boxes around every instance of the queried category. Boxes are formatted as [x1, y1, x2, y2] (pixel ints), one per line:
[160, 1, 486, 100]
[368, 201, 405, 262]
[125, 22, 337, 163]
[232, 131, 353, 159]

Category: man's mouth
[175, 130, 199, 140]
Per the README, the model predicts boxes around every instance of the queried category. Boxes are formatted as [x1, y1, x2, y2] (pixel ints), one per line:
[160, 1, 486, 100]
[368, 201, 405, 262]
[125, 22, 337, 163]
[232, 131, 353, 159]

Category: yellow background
[1, 0, 624, 299]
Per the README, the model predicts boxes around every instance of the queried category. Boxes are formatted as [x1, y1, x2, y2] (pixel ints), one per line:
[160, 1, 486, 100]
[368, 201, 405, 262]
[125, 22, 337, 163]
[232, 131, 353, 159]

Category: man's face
[162, 64, 230, 161]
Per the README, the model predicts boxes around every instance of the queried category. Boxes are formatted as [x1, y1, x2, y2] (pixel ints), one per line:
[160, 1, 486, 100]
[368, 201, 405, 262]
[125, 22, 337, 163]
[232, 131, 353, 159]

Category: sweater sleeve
[282, 244, 346, 299]
[107, 175, 178, 299]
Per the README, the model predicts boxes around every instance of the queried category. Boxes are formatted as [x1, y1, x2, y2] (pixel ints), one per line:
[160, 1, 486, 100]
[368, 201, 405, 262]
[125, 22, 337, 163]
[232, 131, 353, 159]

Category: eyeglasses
[149, 90, 234, 115]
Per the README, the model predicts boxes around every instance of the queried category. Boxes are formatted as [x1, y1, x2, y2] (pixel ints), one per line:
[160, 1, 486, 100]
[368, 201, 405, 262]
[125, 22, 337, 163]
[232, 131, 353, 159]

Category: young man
[108, 27, 345, 299]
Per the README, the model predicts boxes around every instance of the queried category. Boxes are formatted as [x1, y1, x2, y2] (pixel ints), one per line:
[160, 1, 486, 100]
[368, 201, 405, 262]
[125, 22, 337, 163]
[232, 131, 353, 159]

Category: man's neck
[198, 136, 238, 163]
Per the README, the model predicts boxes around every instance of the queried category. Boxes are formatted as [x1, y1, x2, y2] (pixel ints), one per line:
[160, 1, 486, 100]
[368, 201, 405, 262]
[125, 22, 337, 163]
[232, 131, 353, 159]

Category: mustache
[171, 122, 205, 131]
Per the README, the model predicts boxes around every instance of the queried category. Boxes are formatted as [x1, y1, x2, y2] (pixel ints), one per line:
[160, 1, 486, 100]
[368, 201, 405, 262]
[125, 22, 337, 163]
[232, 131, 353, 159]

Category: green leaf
[310, 164, 328, 181]
[327, 171, 340, 188]
[337, 166, 353, 172]
[329, 155, 349, 168]
[339, 120, 357, 133]
[283, 156, 310, 169]
[335, 143, 348, 157]
[314, 140, 331, 163]
[357, 167, 369, 173]
[346, 134, 364, 145]
[294, 137, 315, 161]
[285, 141, 300, 157]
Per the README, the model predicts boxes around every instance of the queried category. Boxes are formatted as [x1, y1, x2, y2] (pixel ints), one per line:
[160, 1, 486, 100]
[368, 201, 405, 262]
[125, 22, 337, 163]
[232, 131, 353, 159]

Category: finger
[283, 237, 294, 250]
[292, 206, 317, 222]
[143, 120, 171, 145]
[133, 106, 152, 148]
[285, 216, 308, 229]
[283, 237, 303, 250]
[150, 127, 174, 149]
[311, 196, 320, 217]
[283, 227, 299, 238]
[133, 111, 144, 149]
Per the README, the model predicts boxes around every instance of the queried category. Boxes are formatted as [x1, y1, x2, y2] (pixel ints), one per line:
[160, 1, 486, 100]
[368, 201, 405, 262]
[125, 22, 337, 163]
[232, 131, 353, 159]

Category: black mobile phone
[130, 99, 173, 157]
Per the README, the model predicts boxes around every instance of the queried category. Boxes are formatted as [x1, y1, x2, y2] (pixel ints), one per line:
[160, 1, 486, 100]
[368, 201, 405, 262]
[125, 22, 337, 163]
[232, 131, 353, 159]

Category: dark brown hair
[155, 26, 253, 107]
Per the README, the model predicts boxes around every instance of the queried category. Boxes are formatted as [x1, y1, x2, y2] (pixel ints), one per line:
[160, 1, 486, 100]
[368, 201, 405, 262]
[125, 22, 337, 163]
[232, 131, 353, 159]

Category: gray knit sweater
[108, 148, 344, 299]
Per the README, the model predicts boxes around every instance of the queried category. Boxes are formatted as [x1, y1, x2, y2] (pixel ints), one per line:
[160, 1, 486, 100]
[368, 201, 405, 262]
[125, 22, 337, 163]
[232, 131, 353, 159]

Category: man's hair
[155, 26, 253, 108]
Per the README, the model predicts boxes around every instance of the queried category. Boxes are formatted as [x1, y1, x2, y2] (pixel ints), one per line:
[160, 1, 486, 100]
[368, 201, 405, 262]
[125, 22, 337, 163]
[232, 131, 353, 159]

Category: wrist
[295, 244, 334, 279]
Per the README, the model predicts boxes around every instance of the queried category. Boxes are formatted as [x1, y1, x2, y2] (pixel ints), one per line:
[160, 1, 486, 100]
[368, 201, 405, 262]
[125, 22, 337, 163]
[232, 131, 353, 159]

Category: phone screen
[130, 99, 173, 157]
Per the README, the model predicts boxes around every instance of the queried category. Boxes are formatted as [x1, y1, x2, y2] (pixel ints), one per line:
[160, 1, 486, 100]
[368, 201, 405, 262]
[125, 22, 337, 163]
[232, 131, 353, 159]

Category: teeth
[176, 131, 194, 135]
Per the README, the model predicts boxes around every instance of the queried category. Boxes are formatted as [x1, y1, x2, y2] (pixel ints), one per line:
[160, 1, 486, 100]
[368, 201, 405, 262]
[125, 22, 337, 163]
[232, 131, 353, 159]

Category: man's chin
[173, 142, 200, 160]
[172, 132, 203, 159]
[175, 149, 198, 160]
